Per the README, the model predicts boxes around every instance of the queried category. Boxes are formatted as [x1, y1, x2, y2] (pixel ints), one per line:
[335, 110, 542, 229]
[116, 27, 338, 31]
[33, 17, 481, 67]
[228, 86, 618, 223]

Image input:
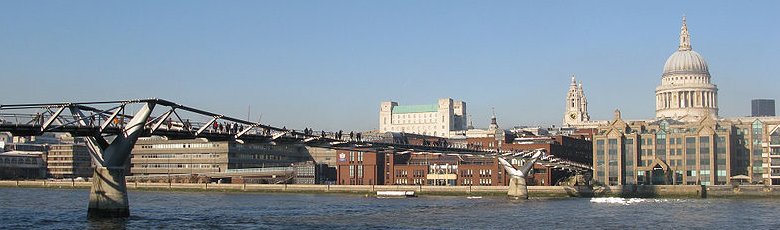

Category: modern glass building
[752, 99, 776, 117]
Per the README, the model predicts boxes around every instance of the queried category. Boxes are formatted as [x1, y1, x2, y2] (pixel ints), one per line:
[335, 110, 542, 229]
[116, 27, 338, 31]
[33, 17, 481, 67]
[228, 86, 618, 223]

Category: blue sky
[1, 1, 778, 131]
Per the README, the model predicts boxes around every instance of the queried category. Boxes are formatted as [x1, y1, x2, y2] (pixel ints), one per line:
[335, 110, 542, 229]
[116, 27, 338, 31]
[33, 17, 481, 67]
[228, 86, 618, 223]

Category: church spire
[488, 107, 499, 130]
[490, 107, 497, 125]
[570, 74, 577, 86]
[678, 15, 692, 51]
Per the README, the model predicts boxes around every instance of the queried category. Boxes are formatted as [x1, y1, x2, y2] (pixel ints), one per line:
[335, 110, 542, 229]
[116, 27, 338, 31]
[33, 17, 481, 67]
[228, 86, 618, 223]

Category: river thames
[2, 188, 780, 229]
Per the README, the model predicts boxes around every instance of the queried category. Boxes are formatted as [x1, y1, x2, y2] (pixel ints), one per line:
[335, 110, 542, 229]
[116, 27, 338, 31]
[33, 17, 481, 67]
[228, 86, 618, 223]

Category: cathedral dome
[663, 50, 709, 75]
[661, 16, 709, 76]
[655, 16, 719, 121]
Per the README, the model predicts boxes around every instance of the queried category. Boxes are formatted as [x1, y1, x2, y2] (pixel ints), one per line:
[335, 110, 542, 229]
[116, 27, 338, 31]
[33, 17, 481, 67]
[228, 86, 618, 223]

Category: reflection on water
[589, 197, 691, 205]
[88, 217, 128, 230]
[2, 187, 780, 229]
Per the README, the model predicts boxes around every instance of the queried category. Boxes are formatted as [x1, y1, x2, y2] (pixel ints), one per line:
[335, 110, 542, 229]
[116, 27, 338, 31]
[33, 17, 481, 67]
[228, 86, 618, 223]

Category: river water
[1, 187, 779, 229]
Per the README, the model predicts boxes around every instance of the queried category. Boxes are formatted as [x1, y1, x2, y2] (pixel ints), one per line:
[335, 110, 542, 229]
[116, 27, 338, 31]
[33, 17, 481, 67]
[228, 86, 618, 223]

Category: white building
[379, 98, 467, 138]
[0, 132, 11, 151]
[459, 112, 509, 139]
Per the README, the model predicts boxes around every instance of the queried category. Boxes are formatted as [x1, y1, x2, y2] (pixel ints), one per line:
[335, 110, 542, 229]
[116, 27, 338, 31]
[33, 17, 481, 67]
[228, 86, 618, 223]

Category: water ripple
[2, 188, 780, 229]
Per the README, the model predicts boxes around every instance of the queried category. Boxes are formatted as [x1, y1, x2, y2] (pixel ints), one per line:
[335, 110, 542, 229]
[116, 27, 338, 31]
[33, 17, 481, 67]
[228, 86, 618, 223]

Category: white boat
[466, 196, 482, 199]
[376, 191, 416, 198]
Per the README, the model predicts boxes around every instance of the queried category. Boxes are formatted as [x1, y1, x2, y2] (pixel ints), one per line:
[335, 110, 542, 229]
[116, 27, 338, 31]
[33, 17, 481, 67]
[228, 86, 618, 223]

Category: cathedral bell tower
[564, 74, 591, 126]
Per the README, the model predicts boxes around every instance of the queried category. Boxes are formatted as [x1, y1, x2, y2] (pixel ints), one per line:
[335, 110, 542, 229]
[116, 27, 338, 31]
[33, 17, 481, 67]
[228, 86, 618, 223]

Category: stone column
[664, 93, 669, 109]
[710, 92, 714, 108]
[88, 167, 129, 218]
[688, 91, 692, 107]
[713, 94, 717, 107]
[678, 91, 682, 108]
[687, 91, 691, 108]
[507, 176, 528, 199]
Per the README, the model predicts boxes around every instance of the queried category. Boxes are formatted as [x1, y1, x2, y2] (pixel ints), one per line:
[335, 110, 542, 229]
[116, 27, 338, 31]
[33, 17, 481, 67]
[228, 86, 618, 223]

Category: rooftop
[392, 104, 439, 114]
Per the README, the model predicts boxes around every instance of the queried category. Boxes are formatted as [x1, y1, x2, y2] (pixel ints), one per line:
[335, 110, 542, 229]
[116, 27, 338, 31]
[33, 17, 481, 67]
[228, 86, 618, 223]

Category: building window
[752, 120, 764, 181]
[608, 138, 619, 185]
[700, 136, 710, 168]
[771, 130, 780, 145]
[596, 139, 605, 182]
[656, 132, 666, 161]
[685, 137, 696, 166]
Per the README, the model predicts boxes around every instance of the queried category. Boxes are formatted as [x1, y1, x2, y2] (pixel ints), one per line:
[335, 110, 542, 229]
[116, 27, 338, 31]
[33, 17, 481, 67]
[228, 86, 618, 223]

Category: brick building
[335, 149, 387, 185]
[456, 135, 591, 186]
[336, 150, 509, 186]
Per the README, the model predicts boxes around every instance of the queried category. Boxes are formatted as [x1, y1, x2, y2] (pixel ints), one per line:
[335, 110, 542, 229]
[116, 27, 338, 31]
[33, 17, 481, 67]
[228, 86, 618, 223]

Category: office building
[130, 137, 314, 176]
[752, 99, 776, 117]
[47, 144, 93, 179]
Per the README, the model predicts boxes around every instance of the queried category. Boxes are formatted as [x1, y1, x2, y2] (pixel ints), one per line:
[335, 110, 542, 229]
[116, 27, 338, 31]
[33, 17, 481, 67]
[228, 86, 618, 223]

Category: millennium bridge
[0, 98, 591, 217]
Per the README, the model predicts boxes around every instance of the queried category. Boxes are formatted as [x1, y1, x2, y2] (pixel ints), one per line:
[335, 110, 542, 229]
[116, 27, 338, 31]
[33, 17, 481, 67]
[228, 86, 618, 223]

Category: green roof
[392, 104, 439, 114]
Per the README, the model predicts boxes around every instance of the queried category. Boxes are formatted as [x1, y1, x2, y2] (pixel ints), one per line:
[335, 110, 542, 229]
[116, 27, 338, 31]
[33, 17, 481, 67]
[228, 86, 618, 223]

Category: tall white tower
[563, 75, 591, 126]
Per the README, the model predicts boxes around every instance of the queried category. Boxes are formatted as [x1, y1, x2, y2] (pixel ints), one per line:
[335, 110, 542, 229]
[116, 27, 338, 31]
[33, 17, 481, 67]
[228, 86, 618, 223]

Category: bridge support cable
[40, 106, 66, 132]
[235, 124, 258, 139]
[100, 104, 125, 132]
[195, 116, 221, 136]
[149, 108, 175, 133]
[170, 110, 190, 133]
[70, 108, 106, 166]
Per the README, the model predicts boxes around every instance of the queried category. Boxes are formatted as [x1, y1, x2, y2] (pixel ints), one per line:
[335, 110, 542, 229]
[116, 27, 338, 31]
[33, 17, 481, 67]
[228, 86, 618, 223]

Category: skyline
[1, 1, 778, 131]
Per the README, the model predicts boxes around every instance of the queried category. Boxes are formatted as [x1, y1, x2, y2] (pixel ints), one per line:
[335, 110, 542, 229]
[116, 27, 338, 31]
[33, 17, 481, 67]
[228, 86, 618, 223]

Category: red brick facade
[335, 149, 386, 185]
[335, 134, 591, 186]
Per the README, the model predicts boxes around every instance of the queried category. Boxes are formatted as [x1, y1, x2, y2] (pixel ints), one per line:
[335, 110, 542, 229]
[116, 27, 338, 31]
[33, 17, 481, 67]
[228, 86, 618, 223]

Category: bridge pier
[507, 176, 528, 199]
[88, 167, 129, 218]
[499, 151, 543, 200]
[70, 102, 155, 218]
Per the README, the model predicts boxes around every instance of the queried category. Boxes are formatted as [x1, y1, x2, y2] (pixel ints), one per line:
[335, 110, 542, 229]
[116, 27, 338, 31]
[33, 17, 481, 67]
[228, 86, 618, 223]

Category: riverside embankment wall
[0, 180, 576, 197]
[595, 185, 780, 198]
[3, 181, 780, 198]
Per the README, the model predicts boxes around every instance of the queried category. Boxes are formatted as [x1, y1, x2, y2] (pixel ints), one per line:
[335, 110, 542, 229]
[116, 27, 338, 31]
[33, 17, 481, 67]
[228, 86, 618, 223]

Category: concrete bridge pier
[499, 151, 543, 200]
[88, 167, 129, 218]
[507, 176, 529, 199]
[70, 102, 155, 218]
